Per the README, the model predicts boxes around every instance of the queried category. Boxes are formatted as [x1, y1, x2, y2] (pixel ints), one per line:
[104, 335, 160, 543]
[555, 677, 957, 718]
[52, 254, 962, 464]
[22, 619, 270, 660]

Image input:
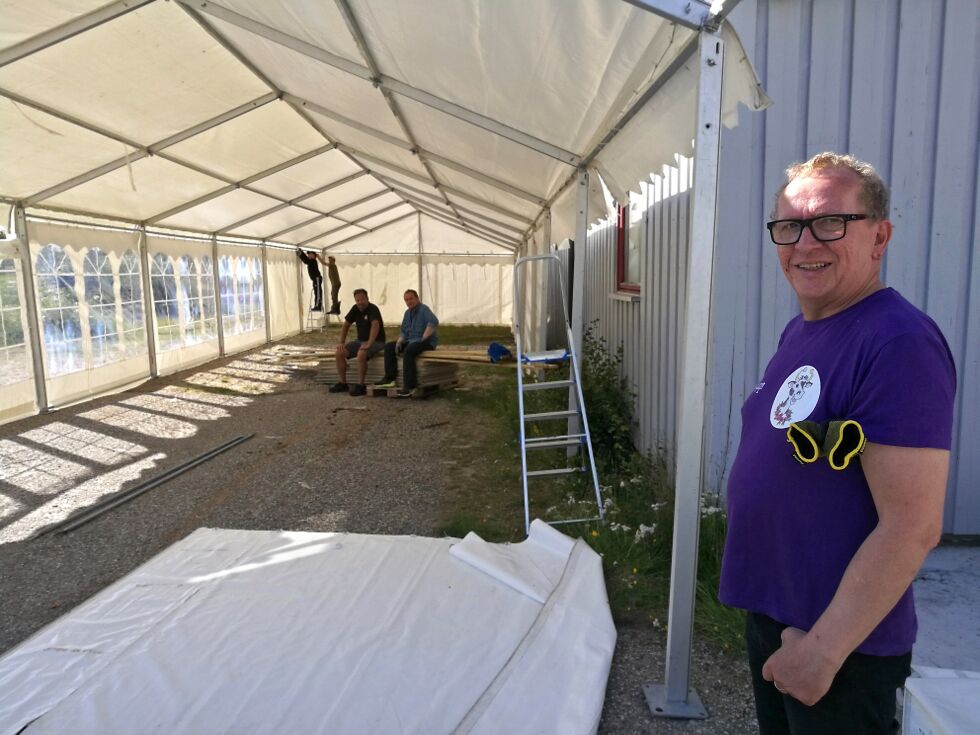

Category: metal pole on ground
[644, 26, 724, 720]
[568, 169, 588, 454]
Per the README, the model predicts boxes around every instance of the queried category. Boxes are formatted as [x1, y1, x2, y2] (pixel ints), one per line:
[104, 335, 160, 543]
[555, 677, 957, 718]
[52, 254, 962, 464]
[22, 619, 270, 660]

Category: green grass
[436, 331, 746, 655]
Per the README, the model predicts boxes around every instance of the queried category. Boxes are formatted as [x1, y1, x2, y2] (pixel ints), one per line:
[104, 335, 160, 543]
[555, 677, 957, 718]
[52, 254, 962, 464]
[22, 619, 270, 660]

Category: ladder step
[525, 435, 585, 449]
[524, 410, 579, 421]
[527, 467, 586, 478]
[523, 380, 574, 391]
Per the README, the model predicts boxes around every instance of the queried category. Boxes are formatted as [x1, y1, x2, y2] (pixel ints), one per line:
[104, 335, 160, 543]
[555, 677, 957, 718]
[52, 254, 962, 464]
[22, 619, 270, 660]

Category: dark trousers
[329, 282, 341, 312]
[383, 340, 435, 389]
[309, 274, 323, 309]
[745, 612, 910, 735]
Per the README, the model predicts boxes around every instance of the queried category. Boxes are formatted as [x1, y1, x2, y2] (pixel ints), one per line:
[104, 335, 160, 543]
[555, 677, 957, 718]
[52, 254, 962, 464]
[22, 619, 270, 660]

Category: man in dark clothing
[326, 256, 342, 314]
[331, 288, 385, 396]
[376, 289, 438, 397]
[296, 249, 326, 311]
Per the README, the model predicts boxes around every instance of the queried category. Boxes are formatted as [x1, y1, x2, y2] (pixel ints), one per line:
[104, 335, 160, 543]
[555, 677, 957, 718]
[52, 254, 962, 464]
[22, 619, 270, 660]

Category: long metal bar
[295, 201, 408, 247]
[177, 0, 579, 166]
[49, 435, 254, 535]
[321, 211, 419, 251]
[0, 0, 156, 68]
[12, 206, 49, 413]
[567, 170, 589, 448]
[383, 180, 527, 235]
[406, 201, 520, 249]
[645, 28, 724, 720]
[391, 191, 523, 244]
[267, 189, 391, 240]
[146, 143, 335, 223]
[417, 211, 424, 300]
[260, 242, 272, 344]
[23, 92, 279, 204]
[620, 0, 712, 30]
[221, 171, 369, 234]
[420, 150, 546, 206]
[403, 205, 517, 252]
[283, 93, 413, 151]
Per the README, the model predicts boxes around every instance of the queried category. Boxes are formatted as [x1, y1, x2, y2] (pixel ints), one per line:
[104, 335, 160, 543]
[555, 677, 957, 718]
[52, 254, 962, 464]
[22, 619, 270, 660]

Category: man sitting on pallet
[330, 288, 386, 397]
[376, 289, 438, 398]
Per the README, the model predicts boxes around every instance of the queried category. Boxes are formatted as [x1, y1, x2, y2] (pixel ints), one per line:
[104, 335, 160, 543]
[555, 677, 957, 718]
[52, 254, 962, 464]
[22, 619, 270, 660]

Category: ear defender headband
[787, 419, 867, 470]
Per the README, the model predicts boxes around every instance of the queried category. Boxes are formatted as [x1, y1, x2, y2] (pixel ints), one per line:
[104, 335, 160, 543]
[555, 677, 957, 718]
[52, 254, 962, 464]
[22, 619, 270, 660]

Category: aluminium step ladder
[513, 254, 604, 534]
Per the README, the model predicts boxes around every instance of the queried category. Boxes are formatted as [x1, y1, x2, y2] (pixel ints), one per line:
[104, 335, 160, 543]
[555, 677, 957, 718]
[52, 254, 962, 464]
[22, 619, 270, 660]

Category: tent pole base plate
[642, 684, 708, 720]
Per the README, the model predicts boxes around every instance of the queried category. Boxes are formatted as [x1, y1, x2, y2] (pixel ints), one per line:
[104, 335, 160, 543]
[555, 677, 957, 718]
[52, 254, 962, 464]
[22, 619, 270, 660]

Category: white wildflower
[634, 523, 657, 542]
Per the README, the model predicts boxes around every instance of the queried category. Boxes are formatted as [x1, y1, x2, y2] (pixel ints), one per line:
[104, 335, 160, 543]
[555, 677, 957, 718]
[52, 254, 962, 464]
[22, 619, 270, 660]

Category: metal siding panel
[886, 1, 945, 304]
[807, 0, 853, 153]
[928, 0, 980, 532]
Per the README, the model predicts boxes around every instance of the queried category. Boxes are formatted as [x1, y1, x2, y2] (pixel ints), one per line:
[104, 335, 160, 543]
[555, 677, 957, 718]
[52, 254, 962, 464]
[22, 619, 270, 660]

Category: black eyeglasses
[766, 214, 868, 245]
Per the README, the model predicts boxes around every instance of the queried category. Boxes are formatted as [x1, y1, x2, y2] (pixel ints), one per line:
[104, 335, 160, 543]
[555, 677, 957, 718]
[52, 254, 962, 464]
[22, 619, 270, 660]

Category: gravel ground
[0, 337, 757, 733]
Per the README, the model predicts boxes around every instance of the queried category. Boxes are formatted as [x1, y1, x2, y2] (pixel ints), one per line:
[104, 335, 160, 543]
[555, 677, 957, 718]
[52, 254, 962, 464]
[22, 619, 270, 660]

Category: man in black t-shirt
[296, 249, 326, 311]
[330, 288, 385, 396]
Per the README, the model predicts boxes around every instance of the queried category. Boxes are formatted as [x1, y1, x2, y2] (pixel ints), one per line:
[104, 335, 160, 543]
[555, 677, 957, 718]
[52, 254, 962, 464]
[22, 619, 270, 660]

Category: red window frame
[616, 204, 640, 293]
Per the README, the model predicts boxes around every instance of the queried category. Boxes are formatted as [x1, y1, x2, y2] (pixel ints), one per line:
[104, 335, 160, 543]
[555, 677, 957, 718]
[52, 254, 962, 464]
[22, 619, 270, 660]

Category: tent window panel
[118, 250, 146, 357]
[179, 255, 207, 346]
[219, 255, 237, 335]
[235, 256, 263, 334]
[0, 258, 29, 385]
[249, 257, 264, 333]
[150, 253, 180, 352]
[200, 256, 217, 339]
[84, 248, 121, 368]
[36, 245, 83, 376]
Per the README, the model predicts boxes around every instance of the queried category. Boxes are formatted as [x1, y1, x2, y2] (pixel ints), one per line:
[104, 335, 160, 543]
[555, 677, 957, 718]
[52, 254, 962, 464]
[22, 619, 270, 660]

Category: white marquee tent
[0, 0, 771, 721]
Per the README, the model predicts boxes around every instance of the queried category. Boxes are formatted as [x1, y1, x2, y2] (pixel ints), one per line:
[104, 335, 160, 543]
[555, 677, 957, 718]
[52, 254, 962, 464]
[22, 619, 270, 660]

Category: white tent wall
[145, 234, 221, 376]
[265, 246, 302, 340]
[29, 221, 150, 407]
[214, 242, 267, 355]
[702, 0, 980, 535]
[0, 238, 36, 424]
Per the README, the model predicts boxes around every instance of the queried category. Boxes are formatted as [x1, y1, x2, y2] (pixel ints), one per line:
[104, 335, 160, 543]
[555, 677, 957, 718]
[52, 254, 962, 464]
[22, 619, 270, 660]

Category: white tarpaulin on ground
[0, 521, 616, 735]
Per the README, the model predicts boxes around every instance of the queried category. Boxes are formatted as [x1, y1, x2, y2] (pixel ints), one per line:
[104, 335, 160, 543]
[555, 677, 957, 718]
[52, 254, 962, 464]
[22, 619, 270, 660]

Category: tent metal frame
[3, 0, 745, 722]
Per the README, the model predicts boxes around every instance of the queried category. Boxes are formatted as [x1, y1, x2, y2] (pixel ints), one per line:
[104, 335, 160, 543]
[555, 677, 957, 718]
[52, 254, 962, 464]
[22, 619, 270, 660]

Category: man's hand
[762, 627, 842, 706]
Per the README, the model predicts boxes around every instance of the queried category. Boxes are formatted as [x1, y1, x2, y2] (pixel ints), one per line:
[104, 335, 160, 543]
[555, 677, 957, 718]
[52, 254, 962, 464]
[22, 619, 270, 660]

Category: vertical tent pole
[417, 212, 424, 301]
[540, 208, 552, 351]
[644, 27, 724, 720]
[137, 225, 159, 377]
[568, 169, 588, 449]
[295, 243, 305, 333]
[212, 235, 225, 356]
[13, 206, 48, 413]
[261, 242, 271, 344]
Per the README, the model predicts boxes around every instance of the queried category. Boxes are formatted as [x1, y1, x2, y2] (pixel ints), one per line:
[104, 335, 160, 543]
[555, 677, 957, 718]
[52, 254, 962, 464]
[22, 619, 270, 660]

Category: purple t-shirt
[719, 288, 956, 655]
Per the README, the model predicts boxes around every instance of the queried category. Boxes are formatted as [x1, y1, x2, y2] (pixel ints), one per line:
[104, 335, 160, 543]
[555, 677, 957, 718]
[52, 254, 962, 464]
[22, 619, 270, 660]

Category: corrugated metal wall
[565, 0, 979, 534]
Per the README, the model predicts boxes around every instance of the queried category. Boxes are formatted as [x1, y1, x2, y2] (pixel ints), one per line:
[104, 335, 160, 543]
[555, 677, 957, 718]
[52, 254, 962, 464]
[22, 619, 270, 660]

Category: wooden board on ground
[366, 380, 460, 399]
[315, 359, 459, 390]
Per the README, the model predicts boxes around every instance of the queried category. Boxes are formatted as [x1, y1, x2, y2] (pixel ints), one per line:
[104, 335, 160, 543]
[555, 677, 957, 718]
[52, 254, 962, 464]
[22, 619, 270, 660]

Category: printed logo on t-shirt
[769, 365, 820, 428]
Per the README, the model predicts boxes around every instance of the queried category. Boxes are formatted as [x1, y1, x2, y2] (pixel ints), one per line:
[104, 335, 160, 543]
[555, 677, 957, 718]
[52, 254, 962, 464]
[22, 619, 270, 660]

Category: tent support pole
[644, 27, 724, 721]
[417, 213, 424, 301]
[568, 169, 588, 452]
[137, 226, 159, 377]
[13, 206, 48, 413]
[539, 208, 552, 351]
[211, 235, 226, 356]
[261, 242, 272, 345]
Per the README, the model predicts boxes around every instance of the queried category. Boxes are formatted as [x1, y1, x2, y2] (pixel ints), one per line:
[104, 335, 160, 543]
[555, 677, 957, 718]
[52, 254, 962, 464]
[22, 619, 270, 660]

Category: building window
[118, 250, 146, 357]
[616, 188, 645, 293]
[83, 248, 120, 367]
[150, 253, 180, 351]
[0, 258, 29, 385]
[36, 244, 83, 376]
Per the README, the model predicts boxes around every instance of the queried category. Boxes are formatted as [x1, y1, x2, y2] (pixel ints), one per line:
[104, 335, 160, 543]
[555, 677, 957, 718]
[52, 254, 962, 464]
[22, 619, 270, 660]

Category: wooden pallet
[366, 380, 460, 399]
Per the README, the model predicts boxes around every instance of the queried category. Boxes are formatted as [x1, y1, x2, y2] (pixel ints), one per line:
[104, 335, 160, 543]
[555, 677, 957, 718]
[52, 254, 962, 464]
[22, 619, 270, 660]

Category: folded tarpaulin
[0, 521, 615, 734]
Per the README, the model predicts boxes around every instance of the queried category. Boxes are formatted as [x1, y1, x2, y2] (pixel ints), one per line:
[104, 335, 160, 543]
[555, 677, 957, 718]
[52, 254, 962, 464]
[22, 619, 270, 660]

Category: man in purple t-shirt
[719, 153, 956, 734]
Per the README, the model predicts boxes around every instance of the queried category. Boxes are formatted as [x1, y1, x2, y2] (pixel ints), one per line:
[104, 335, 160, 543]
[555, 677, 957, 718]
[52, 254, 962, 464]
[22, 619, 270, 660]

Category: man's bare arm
[762, 443, 948, 705]
[338, 321, 350, 345]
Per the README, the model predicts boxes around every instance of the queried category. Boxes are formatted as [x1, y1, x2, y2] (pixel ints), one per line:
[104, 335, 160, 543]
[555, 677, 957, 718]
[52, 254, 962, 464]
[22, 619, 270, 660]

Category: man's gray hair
[772, 152, 890, 221]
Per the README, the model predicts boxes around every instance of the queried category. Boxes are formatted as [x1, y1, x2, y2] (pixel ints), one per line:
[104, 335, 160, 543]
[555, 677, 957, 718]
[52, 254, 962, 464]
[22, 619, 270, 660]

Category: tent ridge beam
[295, 200, 409, 247]
[386, 182, 526, 236]
[220, 171, 369, 235]
[266, 188, 390, 240]
[413, 207, 518, 251]
[321, 211, 419, 251]
[620, 0, 713, 31]
[177, 0, 580, 166]
[0, 0, 156, 69]
[409, 199, 520, 248]
[374, 173, 531, 227]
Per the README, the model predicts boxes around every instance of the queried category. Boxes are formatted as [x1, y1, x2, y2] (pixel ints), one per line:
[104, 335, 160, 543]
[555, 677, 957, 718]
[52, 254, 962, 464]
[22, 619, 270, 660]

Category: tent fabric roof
[1, 0, 768, 251]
